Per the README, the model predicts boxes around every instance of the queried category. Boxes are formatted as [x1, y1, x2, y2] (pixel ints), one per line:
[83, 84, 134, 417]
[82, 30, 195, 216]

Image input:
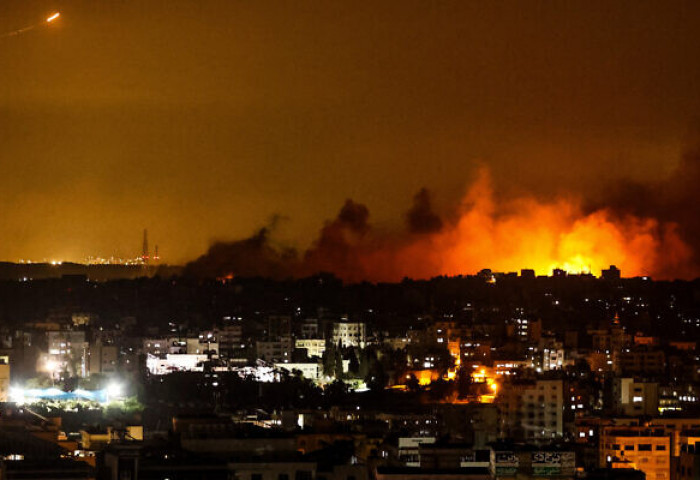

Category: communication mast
[141, 229, 149, 265]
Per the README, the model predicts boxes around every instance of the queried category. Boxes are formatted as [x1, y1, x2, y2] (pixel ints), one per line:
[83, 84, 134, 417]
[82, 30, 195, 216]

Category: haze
[2, 0, 700, 266]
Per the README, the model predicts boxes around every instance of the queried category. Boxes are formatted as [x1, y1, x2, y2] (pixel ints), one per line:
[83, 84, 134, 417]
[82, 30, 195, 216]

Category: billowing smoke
[302, 200, 371, 280]
[183, 227, 299, 279]
[587, 145, 700, 279]
[186, 152, 699, 282]
[406, 188, 443, 234]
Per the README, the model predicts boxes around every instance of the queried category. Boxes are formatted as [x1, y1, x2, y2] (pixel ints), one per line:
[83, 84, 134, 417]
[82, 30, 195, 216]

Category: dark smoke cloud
[185, 192, 441, 281]
[186, 161, 700, 282]
[406, 188, 443, 234]
[183, 227, 298, 279]
[185, 198, 379, 281]
[302, 200, 370, 279]
[589, 144, 700, 278]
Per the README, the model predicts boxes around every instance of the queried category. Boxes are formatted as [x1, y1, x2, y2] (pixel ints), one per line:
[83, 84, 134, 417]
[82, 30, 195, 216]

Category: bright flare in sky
[46, 12, 60, 23]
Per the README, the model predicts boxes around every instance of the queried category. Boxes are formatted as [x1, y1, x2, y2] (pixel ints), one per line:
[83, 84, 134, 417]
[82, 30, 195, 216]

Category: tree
[366, 355, 389, 392]
[334, 347, 344, 379]
[324, 379, 348, 405]
[406, 374, 421, 392]
[322, 340, 336, 377]
[358, 348, 371, 378]
[348, 347, 360, 377]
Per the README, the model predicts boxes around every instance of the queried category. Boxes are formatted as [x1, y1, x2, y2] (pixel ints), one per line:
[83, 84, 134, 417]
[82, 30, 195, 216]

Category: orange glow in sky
[354, 168, 692, 281]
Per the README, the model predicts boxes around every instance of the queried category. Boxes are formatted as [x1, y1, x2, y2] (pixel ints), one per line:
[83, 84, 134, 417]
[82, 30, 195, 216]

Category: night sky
[2, 1, 700, 275]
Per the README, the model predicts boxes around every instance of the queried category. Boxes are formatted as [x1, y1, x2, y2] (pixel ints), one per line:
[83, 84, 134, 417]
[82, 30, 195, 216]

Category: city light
[9, 386, 25, 404]
[106, 382, 123, 399]
[44, 359, 58, 374]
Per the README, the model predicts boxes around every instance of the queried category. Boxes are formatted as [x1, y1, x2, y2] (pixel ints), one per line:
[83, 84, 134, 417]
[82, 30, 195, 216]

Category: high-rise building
[498, 379, 565, 441]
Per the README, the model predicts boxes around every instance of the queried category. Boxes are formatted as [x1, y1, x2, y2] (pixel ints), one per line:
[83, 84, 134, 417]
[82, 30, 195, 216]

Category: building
[275, 363, 321, 381]
[228, 460, 316, 480]
[492, 359, 531, 377]
[89, 341, 118, 375]
[507, 308, 531, 341]
[142, 337, 180, 356]
[677, 441, 700, 480]
[617, 347, 665, 376]
[375, 466, 490, 480]
[146, 354, 207, 375]
[590, 319, 630, 353]
[0, 356, 9, 402]
[295, 339, 326, 359]
[599, 426, 671, 480]
[398, 437, 436, 467]
[216, 318, 244, 357]
[256, 337, 293, 363]
[267, 315, 292, 340]
[613, 378, 659, 416]
[542, 347, 565, 371]
[45, 330, 89, 378]
[489, 446, 575, 478]
[602, 265, 621, 281]
[332, 321, 366, 348]
[299, 318, 319, 339]
[187, 335, 219, 356]
[418, 443, 490, 469]
[497, 379, 564, 441]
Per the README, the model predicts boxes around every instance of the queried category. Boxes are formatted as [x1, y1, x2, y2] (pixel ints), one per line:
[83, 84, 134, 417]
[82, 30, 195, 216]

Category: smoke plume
[586, 145, 700, 279]
[406, 188, 443, 234]
[186, 153, 699, 282]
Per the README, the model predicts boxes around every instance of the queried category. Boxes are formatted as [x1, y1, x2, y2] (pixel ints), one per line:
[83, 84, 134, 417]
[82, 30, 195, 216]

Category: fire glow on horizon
[338, 168, 692, 282]
[421, 169, 690, 279]
[190, 167, 693, 283]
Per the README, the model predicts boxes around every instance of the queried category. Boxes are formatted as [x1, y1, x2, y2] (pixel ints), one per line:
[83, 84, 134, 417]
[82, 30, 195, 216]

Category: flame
[188, 166, 694, 282]
[358, 168, 691, 280]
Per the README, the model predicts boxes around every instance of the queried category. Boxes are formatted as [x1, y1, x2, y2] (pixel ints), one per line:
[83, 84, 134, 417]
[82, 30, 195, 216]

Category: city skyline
[3, 3, 700, 478]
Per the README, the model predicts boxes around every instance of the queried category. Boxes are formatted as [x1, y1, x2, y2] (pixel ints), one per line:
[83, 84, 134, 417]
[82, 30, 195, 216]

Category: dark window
[252, 475, 263, 480]
[638, 444, 652, 451]
[279, 475, 290, 480]
[656, 445, 666, 451]
[624, 445, 634, 451]
[295, 472, 313, 480]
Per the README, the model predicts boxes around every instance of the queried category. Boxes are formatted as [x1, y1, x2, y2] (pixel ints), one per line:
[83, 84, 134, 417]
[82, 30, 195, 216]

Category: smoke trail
[1, 24, 36, 38]
[2, 12, 59, 39]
